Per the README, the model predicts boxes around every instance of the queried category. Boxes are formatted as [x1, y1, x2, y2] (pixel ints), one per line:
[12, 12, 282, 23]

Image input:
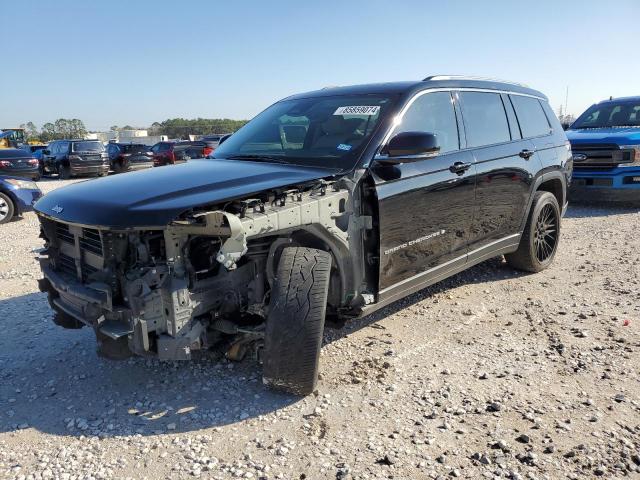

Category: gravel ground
[0, 178, 639, 480]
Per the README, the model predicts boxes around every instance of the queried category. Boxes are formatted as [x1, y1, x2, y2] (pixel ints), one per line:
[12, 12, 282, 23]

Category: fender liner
[519, 171, 567, 232]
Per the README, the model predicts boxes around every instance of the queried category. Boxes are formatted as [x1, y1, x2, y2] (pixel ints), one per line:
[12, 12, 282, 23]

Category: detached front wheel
[506, 191, 560, 272]
[263, 247, 332, 395]
[0, 193, 15, 224]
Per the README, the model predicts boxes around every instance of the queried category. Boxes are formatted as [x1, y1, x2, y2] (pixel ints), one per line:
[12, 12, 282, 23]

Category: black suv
[106, 143, 154, 173]
[35, 77, 571, 395]
[42, 140, 109, 178]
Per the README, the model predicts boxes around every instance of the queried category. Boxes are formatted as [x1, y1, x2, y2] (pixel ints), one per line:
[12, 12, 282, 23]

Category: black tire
[263, 247, 332, 395]
[505, 191, 560, 272]
[59, 164, 71, 180]
[0, 192, 15, 224]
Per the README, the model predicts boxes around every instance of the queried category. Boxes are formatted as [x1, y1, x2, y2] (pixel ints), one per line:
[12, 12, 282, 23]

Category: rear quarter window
[510, 95, 551, 138]
[459, 92, 511, 147]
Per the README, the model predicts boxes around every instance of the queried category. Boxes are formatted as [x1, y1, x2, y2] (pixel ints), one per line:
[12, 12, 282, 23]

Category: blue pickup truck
[566, 96, 640, 202]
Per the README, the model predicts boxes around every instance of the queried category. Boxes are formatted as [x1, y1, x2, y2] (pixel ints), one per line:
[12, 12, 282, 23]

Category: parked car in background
[0, 148, 40, 180]
[24, 145, 48, 176]
[42, 140, 109, 179]
[566, 96, 640, 202]
[106, 143, 154, 173]
[151, 140, 216, 166]
[206, 134, 233, 158]
[35, 76, 570, 395]
[0, 176, 42, 224]
[24, 144, 48, 160]
[199, 134, 231, 143]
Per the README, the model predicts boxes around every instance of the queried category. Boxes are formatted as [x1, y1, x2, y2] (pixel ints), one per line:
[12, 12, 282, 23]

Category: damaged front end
[37, 179, 364, 361]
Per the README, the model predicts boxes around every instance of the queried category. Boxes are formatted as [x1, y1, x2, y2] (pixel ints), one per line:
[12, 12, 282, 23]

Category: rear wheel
[0, 193, 15, 224]
[113, 161, 125, 174]
[263, 247, 332, 395]
[59, 164, 71, 180]
[506, 191, 560, 272]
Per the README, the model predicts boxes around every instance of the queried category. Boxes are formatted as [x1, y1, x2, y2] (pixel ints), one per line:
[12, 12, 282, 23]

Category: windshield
[572, 101, 640, 129]
[213, 94, 396, 169]
[73, 141, 104, 152]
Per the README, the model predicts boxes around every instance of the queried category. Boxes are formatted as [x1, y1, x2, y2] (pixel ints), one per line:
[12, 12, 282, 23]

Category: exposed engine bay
[37, 179, 375, 361]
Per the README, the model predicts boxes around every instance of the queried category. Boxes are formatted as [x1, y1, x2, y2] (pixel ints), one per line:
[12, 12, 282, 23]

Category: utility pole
[564, 86, 569, 116]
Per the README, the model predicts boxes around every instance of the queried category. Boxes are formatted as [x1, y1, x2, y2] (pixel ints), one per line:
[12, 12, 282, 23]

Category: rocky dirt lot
[0, 178, 638, 480]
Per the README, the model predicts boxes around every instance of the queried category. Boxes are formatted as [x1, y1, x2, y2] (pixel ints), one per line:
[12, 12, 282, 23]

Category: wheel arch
[519, 171, 567, 232]
[263, 225, 355, 314]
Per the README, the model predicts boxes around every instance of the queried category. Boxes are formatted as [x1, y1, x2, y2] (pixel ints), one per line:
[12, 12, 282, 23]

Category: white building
[86, 129, 167, 145]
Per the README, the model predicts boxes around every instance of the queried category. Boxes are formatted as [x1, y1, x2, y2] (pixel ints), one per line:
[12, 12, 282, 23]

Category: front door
[373, 91, 476, 291]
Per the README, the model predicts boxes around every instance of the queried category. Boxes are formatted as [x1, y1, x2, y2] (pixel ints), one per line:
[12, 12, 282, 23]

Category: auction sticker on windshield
[334, 106, 380, 115]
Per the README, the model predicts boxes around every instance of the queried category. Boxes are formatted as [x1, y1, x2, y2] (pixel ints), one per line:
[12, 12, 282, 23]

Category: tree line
[19, 119, 87, 142]
[18, 117, 249, 143]
[147, 118, 249, 138]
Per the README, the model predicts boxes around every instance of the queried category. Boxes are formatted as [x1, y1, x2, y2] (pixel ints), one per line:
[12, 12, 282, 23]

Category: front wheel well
[260, 230, 345, 316]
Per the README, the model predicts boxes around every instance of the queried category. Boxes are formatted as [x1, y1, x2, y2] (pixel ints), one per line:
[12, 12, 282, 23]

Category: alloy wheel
[0, 197, 9, 221]
[533, 203, 558, 262]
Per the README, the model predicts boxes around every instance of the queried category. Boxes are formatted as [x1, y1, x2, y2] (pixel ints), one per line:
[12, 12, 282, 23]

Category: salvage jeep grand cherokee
[34, 76, 571, 395]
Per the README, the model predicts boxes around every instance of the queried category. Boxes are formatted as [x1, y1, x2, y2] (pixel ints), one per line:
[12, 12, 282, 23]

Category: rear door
[458, 91, 536, 253]
[374, 90, 476, 291]
[509, 94, 558, 171]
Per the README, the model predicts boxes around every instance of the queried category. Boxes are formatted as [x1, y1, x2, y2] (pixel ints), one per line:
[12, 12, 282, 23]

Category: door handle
[519, 149, 535, 160]
[449, 161, 472, 175]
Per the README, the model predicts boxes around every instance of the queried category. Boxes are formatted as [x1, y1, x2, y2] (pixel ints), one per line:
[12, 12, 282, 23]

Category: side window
[459, 92, 511, 147]
[60, 142, 69, 155]
[394, 91, 459, 154]
[510, 95, 551, 138]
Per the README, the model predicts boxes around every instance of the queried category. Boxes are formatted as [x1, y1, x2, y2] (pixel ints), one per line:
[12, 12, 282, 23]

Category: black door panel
[468, 140, 538, 250]
[374, 150, 476, 290]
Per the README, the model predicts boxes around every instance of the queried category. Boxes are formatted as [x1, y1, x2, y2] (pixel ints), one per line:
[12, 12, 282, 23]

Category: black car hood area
[35, 159, 339, 228]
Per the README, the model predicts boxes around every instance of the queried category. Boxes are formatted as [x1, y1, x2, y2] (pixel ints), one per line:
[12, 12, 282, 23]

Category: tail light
[203, 146, 213, 156]
[0, 160, 10, 168]
[169, 151, 176, 163]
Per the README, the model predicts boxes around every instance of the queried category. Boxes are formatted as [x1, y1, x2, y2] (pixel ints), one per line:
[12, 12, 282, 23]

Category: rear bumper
[70, 163, 110, 175]
[570, 167, 640, 203]
[3, 169, 39, 180]
[128, 161, 154, 171]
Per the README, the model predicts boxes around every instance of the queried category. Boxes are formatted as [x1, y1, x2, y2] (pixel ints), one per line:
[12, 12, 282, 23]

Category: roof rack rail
[422, 75, 530, 88]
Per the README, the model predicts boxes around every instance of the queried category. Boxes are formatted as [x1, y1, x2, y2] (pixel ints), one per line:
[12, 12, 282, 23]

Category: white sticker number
[334, 106, 380, 116]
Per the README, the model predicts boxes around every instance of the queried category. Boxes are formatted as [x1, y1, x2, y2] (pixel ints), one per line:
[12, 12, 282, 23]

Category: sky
[1, 0, 638, 131]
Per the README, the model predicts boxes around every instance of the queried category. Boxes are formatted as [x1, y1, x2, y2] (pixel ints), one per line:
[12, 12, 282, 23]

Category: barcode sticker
[334, 106, 380, 116]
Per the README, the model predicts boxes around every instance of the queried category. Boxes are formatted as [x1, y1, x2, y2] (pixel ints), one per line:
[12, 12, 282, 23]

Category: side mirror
[378, 132, 440, 163]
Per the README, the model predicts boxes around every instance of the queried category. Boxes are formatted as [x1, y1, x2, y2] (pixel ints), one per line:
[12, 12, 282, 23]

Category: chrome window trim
[380, 87, 546, 148]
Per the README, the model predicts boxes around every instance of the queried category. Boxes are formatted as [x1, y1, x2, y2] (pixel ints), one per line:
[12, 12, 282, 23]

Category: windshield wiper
[226, 154, 291, 164]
